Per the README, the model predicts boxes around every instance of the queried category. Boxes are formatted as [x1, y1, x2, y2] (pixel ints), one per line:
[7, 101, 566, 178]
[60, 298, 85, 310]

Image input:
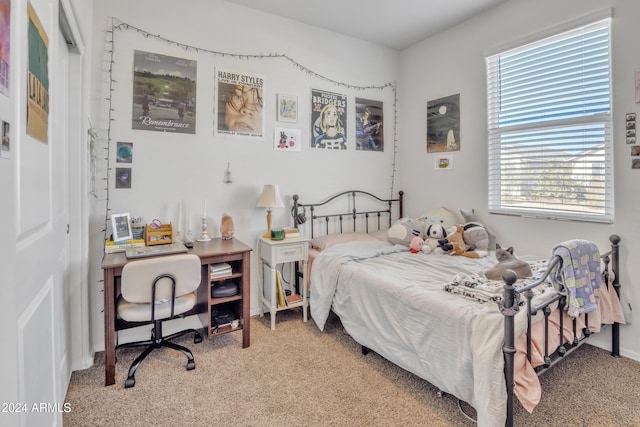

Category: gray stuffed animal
[462, 222, 490, 257]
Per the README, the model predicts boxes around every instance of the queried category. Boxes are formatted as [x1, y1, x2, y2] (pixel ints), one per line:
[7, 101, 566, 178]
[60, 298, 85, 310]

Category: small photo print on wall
[355, 98, 383, 152]
[311, 89, 347, 150]
[274, 127, 301, 151]
[1, 120, 9, 159]
[115, 167, 132, 189]
[434, 155, 453, 170]
[427, 94, 460, 153]
[277, 94, 298, 123]
[116, 141, 133, 163]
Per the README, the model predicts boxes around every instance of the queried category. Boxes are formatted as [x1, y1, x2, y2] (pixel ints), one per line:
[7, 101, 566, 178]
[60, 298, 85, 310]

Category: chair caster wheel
[124, 377, 135, 388]
[186, 360, 195, 371]
[194, 334, 202, 344]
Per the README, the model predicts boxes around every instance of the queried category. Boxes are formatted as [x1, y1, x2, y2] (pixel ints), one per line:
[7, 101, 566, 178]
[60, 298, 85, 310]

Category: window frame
[485, 14, 614, 223]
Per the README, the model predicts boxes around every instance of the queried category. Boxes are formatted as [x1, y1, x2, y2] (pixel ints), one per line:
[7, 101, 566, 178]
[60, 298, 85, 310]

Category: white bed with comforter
[293, 190, 624, 427]
[311, 241, 521, 427]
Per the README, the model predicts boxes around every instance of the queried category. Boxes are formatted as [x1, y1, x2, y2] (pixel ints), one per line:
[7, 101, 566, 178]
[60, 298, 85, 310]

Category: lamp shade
[256, 185, 284, 209]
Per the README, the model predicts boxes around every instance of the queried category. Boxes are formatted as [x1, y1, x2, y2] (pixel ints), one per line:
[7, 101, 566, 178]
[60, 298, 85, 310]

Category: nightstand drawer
[273, 244, 305, 263]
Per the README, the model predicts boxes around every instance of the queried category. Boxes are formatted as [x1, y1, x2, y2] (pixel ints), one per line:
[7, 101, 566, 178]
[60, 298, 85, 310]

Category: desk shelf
[195, 239, 252, 344]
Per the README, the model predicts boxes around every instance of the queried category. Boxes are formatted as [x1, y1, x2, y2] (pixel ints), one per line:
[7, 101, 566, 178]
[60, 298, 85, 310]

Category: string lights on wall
[98, 17, 399, 247]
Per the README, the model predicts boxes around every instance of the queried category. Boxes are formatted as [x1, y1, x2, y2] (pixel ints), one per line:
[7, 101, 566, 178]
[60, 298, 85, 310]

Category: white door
[14, 2, 71, 425]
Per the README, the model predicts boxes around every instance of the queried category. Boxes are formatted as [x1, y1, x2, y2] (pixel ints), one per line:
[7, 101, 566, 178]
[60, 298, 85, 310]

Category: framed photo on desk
[111, 212, 133, 242]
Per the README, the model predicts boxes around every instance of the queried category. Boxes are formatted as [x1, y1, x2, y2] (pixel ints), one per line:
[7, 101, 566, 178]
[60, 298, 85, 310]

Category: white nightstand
[258, 236, 310, 330]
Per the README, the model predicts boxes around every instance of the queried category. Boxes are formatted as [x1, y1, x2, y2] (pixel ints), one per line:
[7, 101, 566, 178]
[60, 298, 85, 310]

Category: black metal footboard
[292, 190, 404, 237]
[501, 235, 621, 427]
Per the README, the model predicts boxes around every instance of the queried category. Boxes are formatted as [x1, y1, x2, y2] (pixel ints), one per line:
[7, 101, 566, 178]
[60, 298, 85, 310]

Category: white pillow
[310, 232, 380, 250]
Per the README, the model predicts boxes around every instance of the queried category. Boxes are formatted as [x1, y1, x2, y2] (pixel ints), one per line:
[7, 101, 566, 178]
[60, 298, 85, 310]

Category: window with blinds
[486, 18, 613, 223]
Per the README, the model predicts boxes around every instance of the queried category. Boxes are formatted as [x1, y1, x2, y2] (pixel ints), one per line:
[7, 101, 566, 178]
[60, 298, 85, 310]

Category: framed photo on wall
[277, 94, 298, 122]
[111, 213, 133, 242]
[434, 155, 454, 170]
[274, 127, 301, 151]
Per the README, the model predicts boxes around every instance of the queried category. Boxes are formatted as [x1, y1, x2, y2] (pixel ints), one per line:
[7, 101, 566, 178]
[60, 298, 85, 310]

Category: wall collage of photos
[118, 42, 388, 190]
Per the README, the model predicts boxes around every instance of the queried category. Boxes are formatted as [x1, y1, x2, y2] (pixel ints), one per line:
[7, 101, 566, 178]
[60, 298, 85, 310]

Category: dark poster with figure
[132, 50, 197, 134]
[355, 98, 383, 151]
[427, 93, 460, 153]
[311, 89, 347, 150]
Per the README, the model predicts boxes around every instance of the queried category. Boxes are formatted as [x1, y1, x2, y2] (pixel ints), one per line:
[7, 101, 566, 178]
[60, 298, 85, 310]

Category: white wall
[399, 0, 640, 360]
[0, 0, 92, 424]
[88, 0, 400, 350]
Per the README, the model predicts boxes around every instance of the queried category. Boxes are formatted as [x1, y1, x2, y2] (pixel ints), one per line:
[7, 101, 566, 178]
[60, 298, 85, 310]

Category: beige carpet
[65, 309, 640, 426]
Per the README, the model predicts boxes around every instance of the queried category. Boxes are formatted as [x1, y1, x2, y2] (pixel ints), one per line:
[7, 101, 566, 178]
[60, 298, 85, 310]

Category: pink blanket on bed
[514, 280, 625, 412]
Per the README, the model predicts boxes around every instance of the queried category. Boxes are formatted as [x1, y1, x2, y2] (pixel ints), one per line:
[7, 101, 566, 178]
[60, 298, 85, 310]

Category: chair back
[121, 254, 201, 303]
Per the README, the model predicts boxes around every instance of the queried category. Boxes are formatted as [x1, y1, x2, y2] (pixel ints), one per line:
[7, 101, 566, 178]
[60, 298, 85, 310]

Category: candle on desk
[178, 202, 183, 231]
[203, 199, 207, 218]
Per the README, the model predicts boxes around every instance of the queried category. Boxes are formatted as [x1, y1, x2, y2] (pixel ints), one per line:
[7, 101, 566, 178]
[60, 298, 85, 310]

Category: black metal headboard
[292, 190, 404, 238]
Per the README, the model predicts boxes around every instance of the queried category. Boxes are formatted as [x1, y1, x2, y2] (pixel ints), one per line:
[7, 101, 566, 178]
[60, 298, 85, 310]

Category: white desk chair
[116, 254, 203, 388]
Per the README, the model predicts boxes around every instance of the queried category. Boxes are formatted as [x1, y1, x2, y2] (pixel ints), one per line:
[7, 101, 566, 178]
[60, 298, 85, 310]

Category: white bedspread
[310, 240, 531, 427]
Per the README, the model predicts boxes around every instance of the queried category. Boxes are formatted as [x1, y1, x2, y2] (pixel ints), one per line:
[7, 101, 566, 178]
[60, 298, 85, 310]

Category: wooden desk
[101, 238, 252, 386]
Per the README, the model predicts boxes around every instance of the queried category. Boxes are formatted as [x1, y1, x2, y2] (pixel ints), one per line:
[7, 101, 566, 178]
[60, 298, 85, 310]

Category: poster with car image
[132, 50, 197, 134]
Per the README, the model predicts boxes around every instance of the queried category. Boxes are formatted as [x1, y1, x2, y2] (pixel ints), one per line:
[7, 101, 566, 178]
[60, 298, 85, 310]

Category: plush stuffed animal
[462, 222, 489, 257]
[388, 217, 425, 246]
[438, 225, 481, 258]
[422, 223, 448, 254]
[409, 236, 424, 254]
[421, 207, 459, 229]
[460, 208, 496, 251]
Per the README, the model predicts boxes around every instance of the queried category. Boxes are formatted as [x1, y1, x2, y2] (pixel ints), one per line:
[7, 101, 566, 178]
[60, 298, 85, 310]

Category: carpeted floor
[64, 309, 640, 426]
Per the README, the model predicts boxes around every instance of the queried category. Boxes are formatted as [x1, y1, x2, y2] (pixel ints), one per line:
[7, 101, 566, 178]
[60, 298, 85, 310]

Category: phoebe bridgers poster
[132, 50, 197, 134]
[311, 89, 347, 150]
[216, 70, 265, 139]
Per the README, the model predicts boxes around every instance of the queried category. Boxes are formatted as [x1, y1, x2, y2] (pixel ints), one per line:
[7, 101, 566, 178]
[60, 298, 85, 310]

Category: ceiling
[222, 0, 508, 49]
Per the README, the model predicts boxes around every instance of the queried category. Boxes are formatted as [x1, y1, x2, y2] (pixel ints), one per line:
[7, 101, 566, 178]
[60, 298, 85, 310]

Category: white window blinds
[486, 18, 613, 223]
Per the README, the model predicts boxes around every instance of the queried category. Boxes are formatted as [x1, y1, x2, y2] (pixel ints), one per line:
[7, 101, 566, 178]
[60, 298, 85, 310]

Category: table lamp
[256, 184, 284, 238]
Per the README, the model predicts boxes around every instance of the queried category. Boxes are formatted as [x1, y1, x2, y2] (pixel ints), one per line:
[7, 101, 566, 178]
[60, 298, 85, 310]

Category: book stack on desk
[210, 263, 232, 279]
[283, 227, 301, 239]
[105, 239, 145, 253]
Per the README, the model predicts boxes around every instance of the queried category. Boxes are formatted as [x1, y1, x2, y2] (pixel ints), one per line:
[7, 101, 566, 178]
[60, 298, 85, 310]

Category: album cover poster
[311, 89, 347, 150]
[0, 0, 10, 96]
[355, 98, 383, 151]
[27, 3, 48, 143]
[427, 93, 460, 153]
[132, 50, 197, 134]
[216, 70, 264, 139]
